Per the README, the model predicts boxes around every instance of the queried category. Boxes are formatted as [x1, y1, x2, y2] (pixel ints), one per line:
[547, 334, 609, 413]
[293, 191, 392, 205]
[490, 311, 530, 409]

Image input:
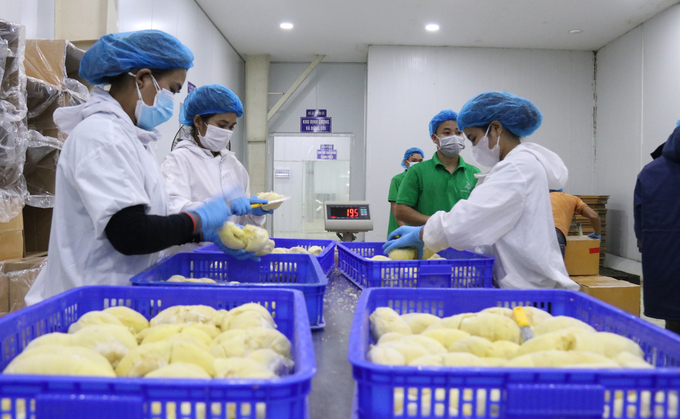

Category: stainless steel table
[309, 268, 362, 419]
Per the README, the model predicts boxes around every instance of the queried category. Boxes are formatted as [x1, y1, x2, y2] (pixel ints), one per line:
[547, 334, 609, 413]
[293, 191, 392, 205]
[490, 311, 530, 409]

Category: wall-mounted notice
[301, 109, 332, 132]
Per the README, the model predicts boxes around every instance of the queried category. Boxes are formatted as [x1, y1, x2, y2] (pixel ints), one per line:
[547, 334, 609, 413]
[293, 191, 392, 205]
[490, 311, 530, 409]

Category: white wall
[118, 0, 245, 164]
[268, 62, 367, 201]
[365, 45, 596, 241]
[0, 0, 54, 39]
[595, 3, 680, 261]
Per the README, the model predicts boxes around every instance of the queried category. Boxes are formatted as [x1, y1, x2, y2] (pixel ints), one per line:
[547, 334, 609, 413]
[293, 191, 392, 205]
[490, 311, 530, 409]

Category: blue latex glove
[227, 196, 253, 216]
[203, 229, 260, 261]
[192, 197, 232, 232]
[383, 225, 424, 259]
[588, 232, 601, 240]
[251, 195, 273, 217]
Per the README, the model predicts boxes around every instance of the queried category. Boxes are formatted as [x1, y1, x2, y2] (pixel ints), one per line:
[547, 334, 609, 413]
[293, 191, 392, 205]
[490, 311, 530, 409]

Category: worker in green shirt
[395, 110, 481, 226]
[387, 147, 424, 237]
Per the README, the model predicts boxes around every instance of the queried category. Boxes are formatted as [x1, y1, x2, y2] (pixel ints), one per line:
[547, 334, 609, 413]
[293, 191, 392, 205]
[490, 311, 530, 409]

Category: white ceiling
[196, 0, 680, 62]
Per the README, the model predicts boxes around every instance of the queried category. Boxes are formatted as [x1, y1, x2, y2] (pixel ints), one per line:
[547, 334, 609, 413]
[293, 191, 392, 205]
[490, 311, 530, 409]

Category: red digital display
[328, 205, 369, 219]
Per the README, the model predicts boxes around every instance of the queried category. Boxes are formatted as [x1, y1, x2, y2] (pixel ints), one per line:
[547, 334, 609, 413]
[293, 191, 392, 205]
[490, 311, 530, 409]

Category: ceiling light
[280, 22, 294, 30]
[569, 29, 583, 34]
[426, 24, 439, 32]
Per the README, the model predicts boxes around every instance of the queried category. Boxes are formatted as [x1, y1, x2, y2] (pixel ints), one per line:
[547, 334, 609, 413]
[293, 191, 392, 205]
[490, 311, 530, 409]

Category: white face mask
[407, 161, 420, 168]
[471, 126, 501, 167]
[436, 134, 466, 157]
[199, 123, 233, 152]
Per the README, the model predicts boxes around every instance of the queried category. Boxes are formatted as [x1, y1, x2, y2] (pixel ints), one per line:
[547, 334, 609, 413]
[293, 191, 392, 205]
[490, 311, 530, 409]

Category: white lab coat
[25, 87, 169, 305]
[160, 134, 265, 226]
[423, 142, 578, 290]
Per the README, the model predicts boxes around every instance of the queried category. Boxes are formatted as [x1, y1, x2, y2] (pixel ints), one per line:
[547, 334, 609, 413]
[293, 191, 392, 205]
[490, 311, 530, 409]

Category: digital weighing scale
[323, 201, 373, 241]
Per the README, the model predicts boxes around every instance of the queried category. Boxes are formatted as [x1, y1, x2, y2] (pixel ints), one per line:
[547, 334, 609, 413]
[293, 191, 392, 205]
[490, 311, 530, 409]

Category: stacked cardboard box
[571, 276, 640, 316]
[0, 253, 46, 316]
[569, 195, 609, 266]
[21, 39, 88, 254]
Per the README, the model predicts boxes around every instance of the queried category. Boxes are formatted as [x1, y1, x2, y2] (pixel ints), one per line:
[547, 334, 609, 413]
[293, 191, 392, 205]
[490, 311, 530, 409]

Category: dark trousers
[667, 320, 680, 335]
[555, 228, 567, 259]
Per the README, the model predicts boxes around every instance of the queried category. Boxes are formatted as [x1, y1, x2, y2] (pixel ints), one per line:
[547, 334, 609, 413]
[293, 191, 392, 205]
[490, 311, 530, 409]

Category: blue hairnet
[179, 84, 244, 125]
[676, 119, 680, 126]
[401, 147, 424, 169]
[457, 91, 542, 138]
[429, 110, 458, 136]
[79, 30, 194, 85]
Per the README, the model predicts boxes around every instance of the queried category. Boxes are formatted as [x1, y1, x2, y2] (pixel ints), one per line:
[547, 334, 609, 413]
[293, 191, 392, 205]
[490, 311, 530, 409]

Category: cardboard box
[3, 254, 46, 312]
[564, 236, 600, 276]
[0, 271, 9, 317]
[0, 212, 24, 261]
[22, 206, 52, 255]
[572, 275, 640, 316]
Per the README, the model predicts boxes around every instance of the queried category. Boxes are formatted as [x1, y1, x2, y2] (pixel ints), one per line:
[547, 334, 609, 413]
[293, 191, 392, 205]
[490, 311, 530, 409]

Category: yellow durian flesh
[420, 329, 470, 348]
[26, 332, 73, 349]
[369, 307, 412, 341]
[103, 306, 149, 333]
[12, 344, 113, 371]
[388, 248, 417, 261]
[458, 313, 521, 343]
[213, 358, 277, 379]
[221, 303, 275, 330]
[67, 311, 125, 333]
[70, 325, 138, 368]
[217, 222, 247, 250]
[366, 345, 406, 365]
[533, 316, 596, 336]
[400, 313, 441, 334]
[115, 340, 172, 377]
[144, 362, 211, 379]
[448, 336, 495, 357]
[4, 353, 116, 377]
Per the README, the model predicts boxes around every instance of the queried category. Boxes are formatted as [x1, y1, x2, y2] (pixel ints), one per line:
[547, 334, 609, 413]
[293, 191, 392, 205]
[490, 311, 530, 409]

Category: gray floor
[309, 269, 361, 419]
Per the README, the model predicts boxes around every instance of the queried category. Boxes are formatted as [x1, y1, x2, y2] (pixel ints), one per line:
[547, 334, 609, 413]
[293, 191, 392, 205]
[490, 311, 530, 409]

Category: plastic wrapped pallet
[0, 20, 28, 223]
[24, 39, 89, 141]
[23, 130, 61, 208]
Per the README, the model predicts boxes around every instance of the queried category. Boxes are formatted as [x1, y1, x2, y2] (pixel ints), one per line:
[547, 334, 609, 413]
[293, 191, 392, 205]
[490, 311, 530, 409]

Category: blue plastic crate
[130, 252, 327, 329]
[337, 242, 495, 289]
[348, 288, 680, 419]
[0, 286, 315, 419]
[195, 238, 337, 275]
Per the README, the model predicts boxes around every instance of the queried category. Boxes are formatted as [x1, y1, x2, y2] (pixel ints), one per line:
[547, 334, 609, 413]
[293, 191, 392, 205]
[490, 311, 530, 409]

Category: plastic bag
[23, 130, 61, 208]
[8, 258, 47, 312]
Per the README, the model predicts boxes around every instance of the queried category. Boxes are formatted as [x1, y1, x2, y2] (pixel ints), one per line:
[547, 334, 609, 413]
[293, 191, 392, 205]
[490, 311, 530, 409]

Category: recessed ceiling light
[426, 24, 440, 32]
[280, 22, 294, 29]
[569, 29, 583, 34]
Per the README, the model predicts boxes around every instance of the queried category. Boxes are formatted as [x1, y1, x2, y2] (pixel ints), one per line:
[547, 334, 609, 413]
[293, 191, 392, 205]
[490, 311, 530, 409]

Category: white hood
[54, 87, 159, 145]
[518, 142, 568, 190]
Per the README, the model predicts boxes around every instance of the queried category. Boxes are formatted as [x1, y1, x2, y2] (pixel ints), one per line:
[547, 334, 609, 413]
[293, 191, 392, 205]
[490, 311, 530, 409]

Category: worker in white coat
[25, 31, 260, 306]
[385, 91, 578, 290]
[161, 84, 271, 226]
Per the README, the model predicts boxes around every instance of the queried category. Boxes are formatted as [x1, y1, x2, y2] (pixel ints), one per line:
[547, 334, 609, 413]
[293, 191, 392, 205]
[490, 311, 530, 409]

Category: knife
[513, 306, 534, 342]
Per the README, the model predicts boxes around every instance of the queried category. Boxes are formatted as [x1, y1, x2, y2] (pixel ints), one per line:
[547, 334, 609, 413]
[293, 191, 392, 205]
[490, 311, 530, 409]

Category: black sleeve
[105, 205, 202, 256]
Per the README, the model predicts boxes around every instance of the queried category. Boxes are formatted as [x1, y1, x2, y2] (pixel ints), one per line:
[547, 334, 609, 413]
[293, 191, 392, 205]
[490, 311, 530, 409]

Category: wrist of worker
[186, 212, 203, 233]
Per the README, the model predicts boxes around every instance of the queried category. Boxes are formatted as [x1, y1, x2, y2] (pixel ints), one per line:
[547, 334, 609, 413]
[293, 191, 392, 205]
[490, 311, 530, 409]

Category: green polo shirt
[396, 153, 480, 217]
[387, 170, 407, 237]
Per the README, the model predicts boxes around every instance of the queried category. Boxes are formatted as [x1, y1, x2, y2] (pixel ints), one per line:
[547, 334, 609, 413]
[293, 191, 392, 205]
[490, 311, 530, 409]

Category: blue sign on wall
[187, 81, 196, 94]
[301, 116, 332, 133]
[306, 109, 327, 117]
[317, 144, 337, 160]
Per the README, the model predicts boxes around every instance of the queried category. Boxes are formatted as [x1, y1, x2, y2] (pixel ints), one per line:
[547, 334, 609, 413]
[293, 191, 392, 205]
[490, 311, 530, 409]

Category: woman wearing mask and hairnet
[161, 84, 270, 227]
[25, 30, 255, 306]
[385, 91, 578, 290]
